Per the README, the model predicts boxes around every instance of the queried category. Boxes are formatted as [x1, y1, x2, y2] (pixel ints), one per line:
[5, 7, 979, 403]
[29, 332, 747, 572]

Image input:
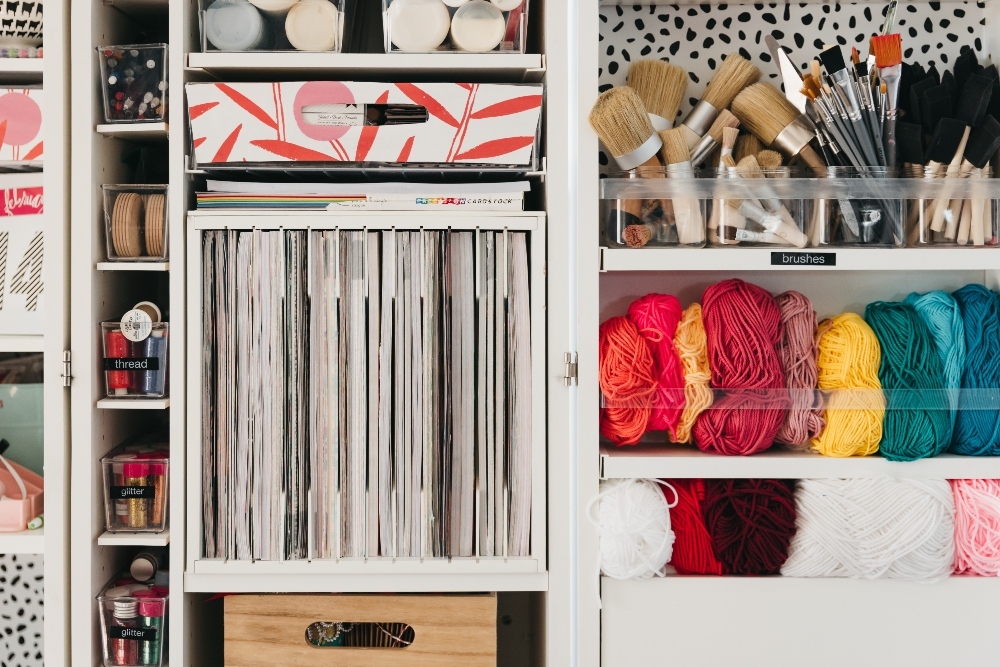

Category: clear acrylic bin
[200, 0, 345, 52]
[815, 166, 904, 247]
[603, 167, 706, 248]
[97, 44, 168, 124]
[101, 322, 169, 399]
[103, 186, 168, 261]
[383, 0, 528, 53]
[98, 578, 168, 667]
[101, 436, 170, 534]
[709, 167, 809, 248]
[906, 170, 999, 247]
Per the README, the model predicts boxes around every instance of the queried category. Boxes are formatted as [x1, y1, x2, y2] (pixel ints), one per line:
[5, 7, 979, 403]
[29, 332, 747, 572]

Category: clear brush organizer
[602, 168, 707, 249]
[199, 0, 345, 52]
[812, 167, 904, 247]
[383, 0, 528, 53]
[906, 169, 1000, 247]
[708, 167, 809, 248]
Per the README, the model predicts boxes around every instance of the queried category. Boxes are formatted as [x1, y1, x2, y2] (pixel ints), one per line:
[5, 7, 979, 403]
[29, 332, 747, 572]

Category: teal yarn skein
[904, 290, 965, 425]
[951, 284, 1000, 456]
[865, 301, 952, 461]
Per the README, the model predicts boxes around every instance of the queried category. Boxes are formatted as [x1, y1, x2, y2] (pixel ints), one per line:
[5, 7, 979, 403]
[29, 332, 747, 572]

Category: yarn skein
[773, 291, 825, 448]
[666, 478, 723, 575]
[600, 316, 657, 445]
[782, 477, 955, 581]
[694, 279, 789, 456]
[702, 478, 797, 575]
[627, 294, 687, 438]
[865, 301, 952, 461]
[672, 303, 713, 444]
[811, 313, 884, 457]
[905, 290, 965, 424]
[951, 478, 1000, 576]
[593, 478, 678, 579]
[951, 285, 1000, 456]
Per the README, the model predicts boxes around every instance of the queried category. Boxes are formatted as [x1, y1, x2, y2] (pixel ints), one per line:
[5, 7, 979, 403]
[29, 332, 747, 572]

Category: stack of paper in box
[197, 181, 528, 211]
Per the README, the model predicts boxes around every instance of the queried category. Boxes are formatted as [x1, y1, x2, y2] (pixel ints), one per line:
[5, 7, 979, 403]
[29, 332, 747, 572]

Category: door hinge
[60, 351, 72, 387]
[562, 352, 578, 386]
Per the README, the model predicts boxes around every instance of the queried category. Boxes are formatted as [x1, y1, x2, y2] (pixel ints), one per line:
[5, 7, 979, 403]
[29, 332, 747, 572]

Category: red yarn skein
[666, 478, 723, 575]
[628, 294, 687, 438]
[694, 279, 789, 455]
[599, 316, 657, 445]
[703, 479, 797, 575]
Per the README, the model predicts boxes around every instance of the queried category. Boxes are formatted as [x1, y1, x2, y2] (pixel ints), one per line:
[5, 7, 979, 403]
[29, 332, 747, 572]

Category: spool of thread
[141, 330, 167, 396]
[450, 0, 506, 52]
[672, 303, 713, 444]
[905, 290, 965, 427]
[666, 478, 723, 575]
[773, 291, 824, 448]
[627, 294, 686, 439]
[811, 313, 884, 458]
[702, 478, 797, 575]
[599, 316, 656, 445]
[694, 279, 788, 456]
[593, 478, 677, 580]
[285, 0, 341, 51]
[865, 301, 952, 461]
[105, 329, 133, 396]
[951, 479, 1000, 576]
[952, 284, 1000, 456]
[205, 0, 274, 51]
[387, 0, 452, 51]
[782, 478, 955, 581]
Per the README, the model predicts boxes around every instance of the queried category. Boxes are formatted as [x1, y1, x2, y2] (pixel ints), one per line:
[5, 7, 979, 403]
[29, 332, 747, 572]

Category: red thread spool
[599, 316, 657, 445]
[665, 478, 723, 575]
[105, 329, 132, 394]
[702, 479, 797, 575]
[694, 279, 789, 456]
[627, 294, 687, 439]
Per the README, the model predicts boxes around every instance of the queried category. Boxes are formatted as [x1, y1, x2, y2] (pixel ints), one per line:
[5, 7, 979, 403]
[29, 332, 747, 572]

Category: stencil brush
[733, 133, 764, 163]
[871, 33, 902, 168]
[678, 53, 760, 149]
[690, 109, 740, 167]
[659, 127, 705, 245]
[731, 82, 826, 172]
[626, 59, 689, 132]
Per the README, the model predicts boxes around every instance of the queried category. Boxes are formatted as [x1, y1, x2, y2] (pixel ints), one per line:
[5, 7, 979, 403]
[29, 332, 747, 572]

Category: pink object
[0, 458, 42, 532]
[139, 596, 166, 617]
[951, 479, 1000, 576]
[0, 91, 41, 146]
[123, 463, 149, 478]
[626, 293, 686, 439]
[292, 81, 355, 141]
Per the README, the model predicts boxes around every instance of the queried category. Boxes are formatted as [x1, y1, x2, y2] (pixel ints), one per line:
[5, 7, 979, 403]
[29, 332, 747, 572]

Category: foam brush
[919, 84, 954, 136]
[678, 53, 760, 149]
[626, 59, 689, 132]
[955, 115, 1000, 245]
[871, 33, 902, 168]
[928, 123, 972, 234]
[690, 109, 740, 168]
[659, 127, 705, 245]
[731, 82, 826, 172]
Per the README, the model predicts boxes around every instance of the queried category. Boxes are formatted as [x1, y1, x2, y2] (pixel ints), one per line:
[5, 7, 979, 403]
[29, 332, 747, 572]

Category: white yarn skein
[592, 478, 678, 580]
[781, 477, 955, 581]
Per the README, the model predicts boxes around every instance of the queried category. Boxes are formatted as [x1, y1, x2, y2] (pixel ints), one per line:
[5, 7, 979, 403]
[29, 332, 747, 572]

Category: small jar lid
[205, 0, 267, 52]
[139, 597, 166, 617]
[104, 586, 131, 599]
[122, 462, 150, 477]
[113, 600, 139, 619]
[285, 0, 340, 51]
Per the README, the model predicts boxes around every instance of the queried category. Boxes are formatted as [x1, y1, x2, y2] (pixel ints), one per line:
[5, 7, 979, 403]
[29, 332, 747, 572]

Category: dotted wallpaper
[0, 555, 42, 667]
[598, 1, 988, 169]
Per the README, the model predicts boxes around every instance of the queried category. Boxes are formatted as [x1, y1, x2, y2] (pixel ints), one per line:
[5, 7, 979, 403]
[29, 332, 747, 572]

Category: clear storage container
[906, 170, 999, 247]
[708, 167, 809, 248]
[101, 322, 169, 399]
[97, 44, 168, 124]
[200, 0, 345, 52]
[101, 436, 170, 534]
[98, 579, 168, 667]
[103, 186, 168, 262]
[816, 166, 904, 247]
[383, 0, 528, 53]
[603, 167, 706, 249]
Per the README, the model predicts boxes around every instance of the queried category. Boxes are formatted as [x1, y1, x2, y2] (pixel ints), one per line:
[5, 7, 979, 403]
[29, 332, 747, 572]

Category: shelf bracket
[60, 350, 72, 387]
[562, 352, 578, 387]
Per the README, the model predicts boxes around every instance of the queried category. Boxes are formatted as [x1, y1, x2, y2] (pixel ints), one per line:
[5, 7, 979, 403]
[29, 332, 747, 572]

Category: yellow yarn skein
[673, 303, 713, 444]
[811, 312, 885, 457]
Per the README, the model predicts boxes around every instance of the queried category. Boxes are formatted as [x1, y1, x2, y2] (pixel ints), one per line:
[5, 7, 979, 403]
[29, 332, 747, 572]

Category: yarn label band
[771, 252, 836, 266]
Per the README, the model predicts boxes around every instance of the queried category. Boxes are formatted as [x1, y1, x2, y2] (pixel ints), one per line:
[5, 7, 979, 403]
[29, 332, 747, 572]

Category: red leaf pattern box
[186, 81, 543, 168]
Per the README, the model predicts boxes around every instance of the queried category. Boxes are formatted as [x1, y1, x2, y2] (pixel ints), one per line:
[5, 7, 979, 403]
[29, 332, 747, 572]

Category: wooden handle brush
[627, 59, 688, 132]
[660, 127, 706, 245]
[690, 109, 740, 167]
[678, 53, 760, 149]
[735, 155, 809, 247]
[731, 82, 827, 173]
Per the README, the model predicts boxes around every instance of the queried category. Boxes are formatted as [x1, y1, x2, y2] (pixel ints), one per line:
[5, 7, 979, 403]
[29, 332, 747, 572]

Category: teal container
[0, 384, 43, 475]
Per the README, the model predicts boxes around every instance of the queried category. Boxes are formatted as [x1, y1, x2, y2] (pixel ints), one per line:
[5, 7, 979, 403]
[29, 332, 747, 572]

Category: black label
[770, 252, 836, 266]
[111, 486, 155, 499]
[109, 626, 158, 641]
[103, 357, 160, 371]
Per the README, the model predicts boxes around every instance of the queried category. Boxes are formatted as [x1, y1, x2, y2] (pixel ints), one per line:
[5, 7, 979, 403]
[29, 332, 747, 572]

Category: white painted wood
[96, 261, 170, 271]
[96, 398, 170, 410]
[97, 529, 170, 547]
[95, 122, 169, 139]
[0, 334, 43, 352]
[0, 59, 44, 73]
[186, 571, 548, 593]
[0, 527, 44, 554]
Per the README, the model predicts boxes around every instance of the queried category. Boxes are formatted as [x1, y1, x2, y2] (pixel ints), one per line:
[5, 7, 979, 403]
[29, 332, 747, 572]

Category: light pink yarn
[951, 479, 1000, 576]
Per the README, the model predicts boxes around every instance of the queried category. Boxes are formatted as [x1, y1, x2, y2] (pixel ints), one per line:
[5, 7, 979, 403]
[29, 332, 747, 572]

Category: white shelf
[97, 262, 170, 271]
[0, 59, 43, 73]
[97, 398, 170, 410]
[96, 123, 168, 140]
[0, 334, 43, 352]
[0, 527, 44, 554]
[600, 247, 1000, 272]
[600, 445, 1000, 479]
[186, 52, 545, 80]
[98, 529, 169, 546]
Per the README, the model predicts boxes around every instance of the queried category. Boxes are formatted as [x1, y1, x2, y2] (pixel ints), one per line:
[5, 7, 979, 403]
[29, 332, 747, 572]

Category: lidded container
[199, 0, 345, 53]
[383, 0, 528, 53]
[101, 434, 170, 534]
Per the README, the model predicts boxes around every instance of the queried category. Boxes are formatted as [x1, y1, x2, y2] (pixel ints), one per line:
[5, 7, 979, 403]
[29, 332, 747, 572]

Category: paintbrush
[734, 155, 809, 247]
[719, 126, 739, 169]
[626, 59, 689, 132]
[712, 154, 746, 244]
[820, 44, 881, 165]
[757, 150, 784, 169]
[690, 109, 740, 168]
[733, 132, 764, 164]
[731, 82, 827, 172]
[955, 115, 1000, 245]
[678, 53, 760, 149]
[660, 126, 705, 245]
[871, 33, 902, 168]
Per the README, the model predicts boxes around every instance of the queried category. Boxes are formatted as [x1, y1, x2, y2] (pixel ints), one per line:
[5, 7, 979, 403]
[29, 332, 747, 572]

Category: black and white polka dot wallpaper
[0, 555, 42, 667]
[598, 1, 989, 170]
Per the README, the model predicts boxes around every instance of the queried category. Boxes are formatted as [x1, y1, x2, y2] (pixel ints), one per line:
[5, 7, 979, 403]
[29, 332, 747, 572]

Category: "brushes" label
[771, 252, 836, 266]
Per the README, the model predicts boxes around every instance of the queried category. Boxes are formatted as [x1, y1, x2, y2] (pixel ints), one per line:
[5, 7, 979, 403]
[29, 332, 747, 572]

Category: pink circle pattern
[292, 81, 355, 142]
[0, 93, 40, 146]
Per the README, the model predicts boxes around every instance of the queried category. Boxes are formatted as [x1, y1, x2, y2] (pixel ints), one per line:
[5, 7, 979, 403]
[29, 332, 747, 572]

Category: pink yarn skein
[951, 479, 1000, 576]
[627, 293, 687, 439]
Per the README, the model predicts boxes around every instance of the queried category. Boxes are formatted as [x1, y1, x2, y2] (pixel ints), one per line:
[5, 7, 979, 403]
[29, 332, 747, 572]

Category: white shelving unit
[0, 527, 44, 555]
[574, 1, 1000, 665]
